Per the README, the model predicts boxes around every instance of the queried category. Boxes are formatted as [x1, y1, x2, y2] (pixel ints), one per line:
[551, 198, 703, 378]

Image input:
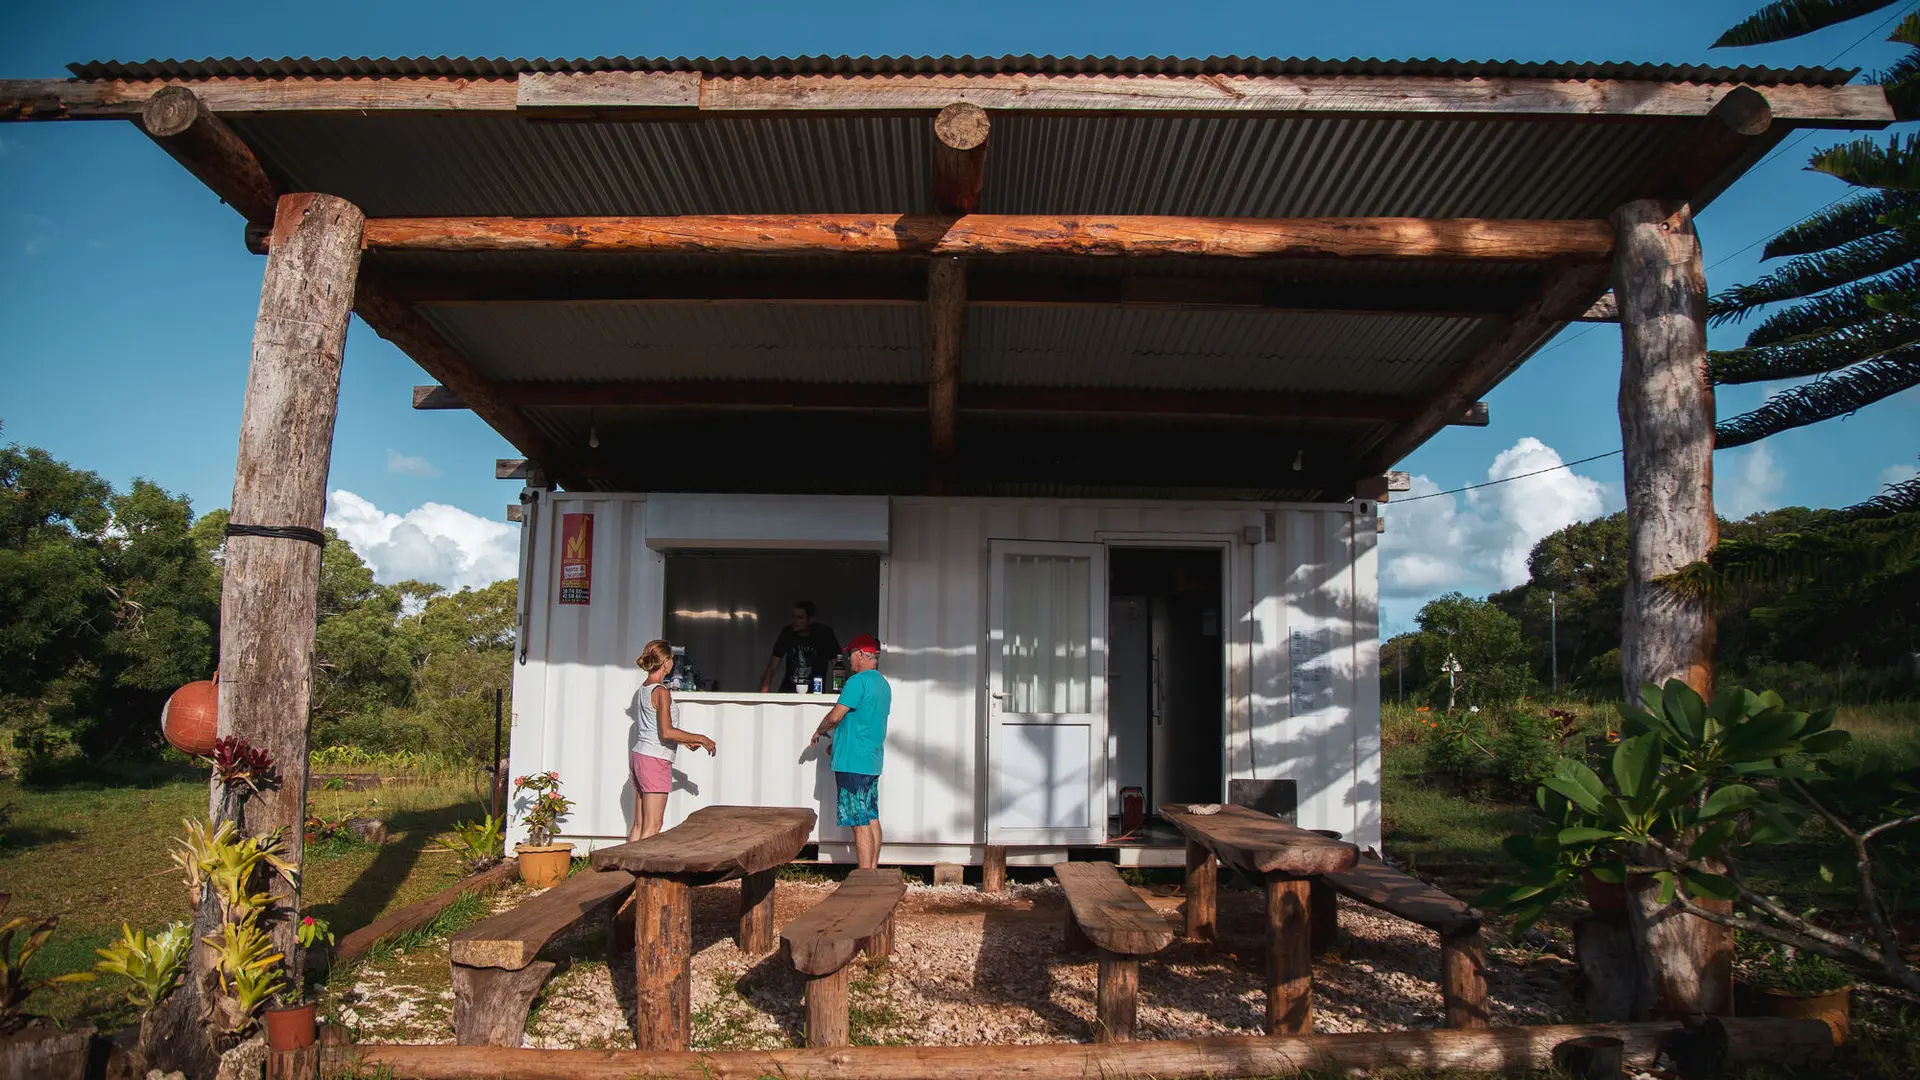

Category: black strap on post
[224, 522, 327, 547]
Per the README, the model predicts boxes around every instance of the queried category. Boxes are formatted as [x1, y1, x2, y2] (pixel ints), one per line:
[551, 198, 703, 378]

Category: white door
[987, 541, 1107, 845]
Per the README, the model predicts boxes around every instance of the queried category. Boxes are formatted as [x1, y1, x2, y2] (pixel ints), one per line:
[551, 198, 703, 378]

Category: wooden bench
[780, 868, 908, 1047]
[448, 867, 634, 1046]
[1053, 862, 1174, 1042]
[1318, 855, 1488, 1028]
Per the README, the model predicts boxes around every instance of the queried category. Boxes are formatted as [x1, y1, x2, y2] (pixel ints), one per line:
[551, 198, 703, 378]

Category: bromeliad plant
[203, 919, 286, 1035]
[169, 816, 303, 1037]
[1482, 679, 1920, 994]
[0, 898, 95, 1033]
[513, 772, 572, 848]
[448, 812, 506, 872]
[93, 921, 191, 1011]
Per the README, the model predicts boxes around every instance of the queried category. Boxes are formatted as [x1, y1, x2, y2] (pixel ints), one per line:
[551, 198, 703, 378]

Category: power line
[1395, 449, 1624, 504]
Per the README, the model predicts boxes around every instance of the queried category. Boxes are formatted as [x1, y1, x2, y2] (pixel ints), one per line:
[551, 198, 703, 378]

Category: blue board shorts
[835, 771, 879, 827]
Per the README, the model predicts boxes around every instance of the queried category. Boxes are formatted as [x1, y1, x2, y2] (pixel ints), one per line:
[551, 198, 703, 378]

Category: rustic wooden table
[1159, 803, 1359, 1035]
[589, 804, 817, 1050]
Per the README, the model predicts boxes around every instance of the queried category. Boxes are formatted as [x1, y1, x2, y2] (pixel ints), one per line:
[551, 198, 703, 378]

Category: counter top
[674, 690, 843, 705]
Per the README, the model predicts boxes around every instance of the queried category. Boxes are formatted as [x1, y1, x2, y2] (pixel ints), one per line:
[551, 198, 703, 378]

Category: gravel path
[334, 877, 1578, 1049]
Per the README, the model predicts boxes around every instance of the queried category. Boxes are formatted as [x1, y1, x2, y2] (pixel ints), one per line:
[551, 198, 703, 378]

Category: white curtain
[1004, 554, 1091, 713]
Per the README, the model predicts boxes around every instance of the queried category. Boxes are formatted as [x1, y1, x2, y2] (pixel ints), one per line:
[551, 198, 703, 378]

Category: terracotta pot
[264, 1001, 317, 1051]
[515, 842, 575, 888]
[1582, 869, 1627, 913]
[160, 671, 220, 757]
[1754, 983, 1851, 1044]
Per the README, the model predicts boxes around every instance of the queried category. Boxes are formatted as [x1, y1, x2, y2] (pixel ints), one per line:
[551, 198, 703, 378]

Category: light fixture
[1292, 449, 1304, 472]
[588, 408, 600, 450]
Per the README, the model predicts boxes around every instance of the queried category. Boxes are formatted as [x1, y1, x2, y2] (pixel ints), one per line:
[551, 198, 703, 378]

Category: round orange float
[162, 672, 220, 756]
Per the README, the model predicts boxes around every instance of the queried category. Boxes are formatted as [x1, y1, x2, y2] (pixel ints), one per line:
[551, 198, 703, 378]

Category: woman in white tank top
[629, 639, 717, 841]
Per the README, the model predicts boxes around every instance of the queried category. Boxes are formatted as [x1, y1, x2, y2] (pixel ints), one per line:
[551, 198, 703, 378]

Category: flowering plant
[513, 771, 573, 847]
[295, 915, 334, 950]
[206, 736, 280, 794]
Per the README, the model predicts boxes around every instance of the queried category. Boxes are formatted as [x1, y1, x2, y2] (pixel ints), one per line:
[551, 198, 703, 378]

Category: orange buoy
[162, 673, 220, 756]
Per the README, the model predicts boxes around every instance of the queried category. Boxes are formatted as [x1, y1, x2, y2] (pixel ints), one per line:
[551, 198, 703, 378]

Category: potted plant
[261, 914, 331, 1050]
[512, 771, 575, 888]
[1746, 941, 1853, 1043]
[0, 899, 97, 1080]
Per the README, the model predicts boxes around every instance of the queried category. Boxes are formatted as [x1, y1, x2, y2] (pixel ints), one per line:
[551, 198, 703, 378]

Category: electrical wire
[1394, 450, 1625, 504]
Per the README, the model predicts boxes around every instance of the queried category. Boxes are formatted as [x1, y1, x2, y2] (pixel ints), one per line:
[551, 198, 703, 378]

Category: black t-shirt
[771, 624, 840, 690]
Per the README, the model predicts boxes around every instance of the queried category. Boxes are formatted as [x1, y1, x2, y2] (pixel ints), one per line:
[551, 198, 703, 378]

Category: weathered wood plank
[1321, 855, 1482, 936]
[782, 868, 907, 976]
[1161, 804, 1359, 877]
[451, 961, 555, 1047]
[1053, 863, 1175, 956]
[931, 102, 989, 214]
[592, 805, 816, 878]
[358, 213, 1616, 260]
[516, 71, 701, 110]
[333, 858, 520, 968]
[450, 867, 633, 970]
[321, 1018, 1833, 1079]
[0, 76, 519, 119]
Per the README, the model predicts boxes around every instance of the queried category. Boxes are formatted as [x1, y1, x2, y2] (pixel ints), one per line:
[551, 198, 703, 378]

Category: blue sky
[2, 1, 1915, 630]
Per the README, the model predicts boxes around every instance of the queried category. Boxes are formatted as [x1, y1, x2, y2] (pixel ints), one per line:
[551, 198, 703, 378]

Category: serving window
[661, 550, 881, 692]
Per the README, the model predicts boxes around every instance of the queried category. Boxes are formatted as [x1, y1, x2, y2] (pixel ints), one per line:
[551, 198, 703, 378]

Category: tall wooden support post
[926, 256, 965, 492]
[1183, 840, 1217, 941]
[1264, 875, 1313, 1034]
[1612, 197, 1731, 1019]
[931, 102, 990, 214]
[633, 875, 692, 1050]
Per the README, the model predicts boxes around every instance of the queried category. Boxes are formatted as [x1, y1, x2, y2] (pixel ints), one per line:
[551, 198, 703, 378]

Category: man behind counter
[758, 600, 842, 693]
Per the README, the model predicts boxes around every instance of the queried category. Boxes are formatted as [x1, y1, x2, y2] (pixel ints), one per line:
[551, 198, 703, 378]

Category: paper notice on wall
[1290, 626, 1333, 715]
[559, 513, 593, 605]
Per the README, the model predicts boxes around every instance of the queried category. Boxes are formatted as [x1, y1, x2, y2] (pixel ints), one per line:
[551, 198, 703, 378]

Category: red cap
[845, 633, 881, 655]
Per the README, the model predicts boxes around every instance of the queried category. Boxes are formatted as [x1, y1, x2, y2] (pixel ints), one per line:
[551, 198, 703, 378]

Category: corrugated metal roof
[68, 53, 1859, 85]
[234, 111, 1689, 218]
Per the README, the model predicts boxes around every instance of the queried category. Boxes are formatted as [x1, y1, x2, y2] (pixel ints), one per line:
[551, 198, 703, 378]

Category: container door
[986, 540, 1107, 845]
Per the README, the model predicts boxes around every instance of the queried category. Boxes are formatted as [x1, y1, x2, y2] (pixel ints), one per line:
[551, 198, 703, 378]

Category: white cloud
[385, 449, 441, 478]
[1380, 437, 1607, 624]
[1880, 461, 1919, 489]
[325, 490, 517, 591]
[1716, 443, 1785, 519]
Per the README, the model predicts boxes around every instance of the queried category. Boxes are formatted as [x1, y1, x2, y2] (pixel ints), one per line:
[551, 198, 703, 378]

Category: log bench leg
[804, 965, 852, 1047]
[1309, 877, 1338, 957]
[860, 913, 895, 959]
[1441, 927, 1490, 1029]
[983, 844, 1007, 894]
[1183, 840, 1216, 942]
[451, 960, 556, 1047]
[633, 875, 692, 1051]
[1094, 951, 1140, 1043]
[1062, 910, 1093, 953]
[1264, 875, 1312, 1035]
[737, 868, 777, 954]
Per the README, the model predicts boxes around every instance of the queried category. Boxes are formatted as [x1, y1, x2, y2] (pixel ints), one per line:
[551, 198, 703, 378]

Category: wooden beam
[387, 268, 1533, 318]
[2, 73, 1891, 125]
[355, 214, 1616, 260]
[1359, 262, 1614, 473]
[496, 459, 529, 480]
[417, 381, 1493, 425]
[1578, 292, 1619, 322]
[931, 103, 990, 214]
[139, 87, 279, 223]
[926, 258, 964, 476]
[1648, 86, 1774, 201]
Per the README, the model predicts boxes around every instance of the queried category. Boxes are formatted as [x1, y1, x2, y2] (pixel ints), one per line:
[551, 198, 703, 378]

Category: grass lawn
[0, 763, 490, 1029]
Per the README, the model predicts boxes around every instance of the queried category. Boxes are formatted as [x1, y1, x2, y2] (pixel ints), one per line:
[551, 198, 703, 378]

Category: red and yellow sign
[559, 513, 593, 605]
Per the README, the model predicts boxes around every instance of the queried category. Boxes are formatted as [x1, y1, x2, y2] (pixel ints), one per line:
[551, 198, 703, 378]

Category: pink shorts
[631, 753, 672, 795]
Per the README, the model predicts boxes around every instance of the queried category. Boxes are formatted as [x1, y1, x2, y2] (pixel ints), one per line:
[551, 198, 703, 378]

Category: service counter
[658, 691, 846, 842]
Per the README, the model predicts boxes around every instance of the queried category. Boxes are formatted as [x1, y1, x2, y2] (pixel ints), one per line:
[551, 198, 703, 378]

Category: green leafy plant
[93, 921, 191, 1010]
[1747, 934, 1855, 994]
[448, 813, 505, 871]
[296, 915, 334, 951]
[203, 918, 286, 1034]
[173, 818, 297, 924]
[1482, 679, 1920, 994]
[512, 771, 572, 847]
[0, 899, 95, 1032]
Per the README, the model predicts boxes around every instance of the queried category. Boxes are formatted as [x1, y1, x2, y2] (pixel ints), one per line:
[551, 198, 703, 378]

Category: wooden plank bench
[447, 867, 633, 1046]
[1319, 855, 1489, 1028]
[780, 868, 908, 1048]
[1054, 862, 1174, 1042]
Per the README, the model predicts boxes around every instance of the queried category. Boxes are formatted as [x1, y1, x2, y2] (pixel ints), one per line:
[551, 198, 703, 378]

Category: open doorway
[1108, 548, 1225, 836]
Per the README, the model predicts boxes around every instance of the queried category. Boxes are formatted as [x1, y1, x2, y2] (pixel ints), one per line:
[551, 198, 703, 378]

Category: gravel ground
[334, 876, 1579, 1049]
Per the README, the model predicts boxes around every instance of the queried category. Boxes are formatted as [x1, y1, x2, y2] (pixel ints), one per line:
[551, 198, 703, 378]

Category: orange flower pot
[264, 1001, 316, 1050]
[515, 843, 575, 888]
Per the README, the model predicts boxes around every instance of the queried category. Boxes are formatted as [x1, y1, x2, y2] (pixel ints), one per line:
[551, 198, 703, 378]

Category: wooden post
[1183, 841, 1217, 941]
[1612, 198, 1731, 1020]
[633, 875, 692, 1051]
[139, 87, 278, 223]
[927, 256, 964, 491]
[1264, 875, 1313, 1035]
[451, 961, 556, 1047]
[737, 868, 776, 954]
[861, 913, 895, 959]
[804, 966, 852, 1048]
[1440, 928, 1490, 1029]
[932, 103, 990, 214]
[982, 845, 1007, 895]
[1094, 952, 1140, 1043]
[1309, 878, 1338, 956]
[1063, 910, 1094, 953]
[265, 1044, 321, 1080]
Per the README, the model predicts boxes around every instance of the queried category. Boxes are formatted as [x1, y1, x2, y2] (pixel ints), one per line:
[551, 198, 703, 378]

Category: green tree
[1492, 512, 1630, 691]
[1410, 593, 1532, 709]
[1711, 4, 1920, 449]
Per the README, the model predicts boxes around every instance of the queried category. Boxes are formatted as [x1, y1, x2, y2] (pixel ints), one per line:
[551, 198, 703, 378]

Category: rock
[346, 818, 387, 845]
[214, 1037, 265, 1080]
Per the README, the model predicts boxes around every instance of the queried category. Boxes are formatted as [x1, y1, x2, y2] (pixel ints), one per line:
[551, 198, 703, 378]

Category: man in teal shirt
[810, 633, 890, 868]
